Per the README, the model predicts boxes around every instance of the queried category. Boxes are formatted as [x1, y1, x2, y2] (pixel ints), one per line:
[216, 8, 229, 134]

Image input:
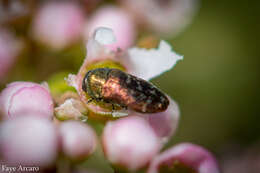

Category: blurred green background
[152, 0, 260, 156]
[1, 0, 260, 171]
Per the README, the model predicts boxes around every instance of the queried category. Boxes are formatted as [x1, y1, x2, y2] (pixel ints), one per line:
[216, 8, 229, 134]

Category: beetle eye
[82, 75, 88, 92]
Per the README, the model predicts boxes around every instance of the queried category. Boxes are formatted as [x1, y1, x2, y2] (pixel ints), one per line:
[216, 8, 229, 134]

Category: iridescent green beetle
[82, 68, 169, 113]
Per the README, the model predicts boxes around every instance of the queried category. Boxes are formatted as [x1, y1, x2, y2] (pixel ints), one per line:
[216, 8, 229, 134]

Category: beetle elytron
[82, 68, 169, 113]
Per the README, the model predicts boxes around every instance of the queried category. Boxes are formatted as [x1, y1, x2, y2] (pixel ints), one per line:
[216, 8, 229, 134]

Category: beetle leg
[112, 104, 115, 111]
[87, 98, 93, 104]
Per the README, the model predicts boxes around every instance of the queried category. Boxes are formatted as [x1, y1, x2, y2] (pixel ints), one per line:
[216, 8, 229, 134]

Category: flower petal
[127, 40, 183, 81]
[94, 27, 116, 45]
[85, 6, 136, 51]
[54, 98, 87, 121]
[85, 28, 115, 62]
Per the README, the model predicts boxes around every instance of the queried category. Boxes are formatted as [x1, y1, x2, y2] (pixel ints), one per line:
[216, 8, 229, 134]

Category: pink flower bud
[0, 82, 54, 119]
[0, 29, 21, 81]
[0, 116, 58, 167]
[102, 116, 160, 171]
[144, 97, 180, 144]
[148, 143, 220, 173]
[32, 2, 84, 50]
[120, 0, 198, 37]
[59, 121, 97, 160]
[86, 6, 136, 51]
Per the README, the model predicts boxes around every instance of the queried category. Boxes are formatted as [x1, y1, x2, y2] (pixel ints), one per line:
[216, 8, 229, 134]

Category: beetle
[82, 68, 169, 113]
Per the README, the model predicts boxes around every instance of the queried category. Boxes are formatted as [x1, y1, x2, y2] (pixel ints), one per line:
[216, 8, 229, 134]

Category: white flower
[67, 27, 183, 118]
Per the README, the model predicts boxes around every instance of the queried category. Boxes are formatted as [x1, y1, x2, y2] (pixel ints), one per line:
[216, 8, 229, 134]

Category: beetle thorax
[86, 69, 109, 99]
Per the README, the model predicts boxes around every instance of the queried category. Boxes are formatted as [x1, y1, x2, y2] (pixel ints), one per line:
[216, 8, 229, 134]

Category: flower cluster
[0, 83, 97, 168]
[0, 26, 219, 173]
[0, 0, 198, 83]
[0, 1, 219, 173]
